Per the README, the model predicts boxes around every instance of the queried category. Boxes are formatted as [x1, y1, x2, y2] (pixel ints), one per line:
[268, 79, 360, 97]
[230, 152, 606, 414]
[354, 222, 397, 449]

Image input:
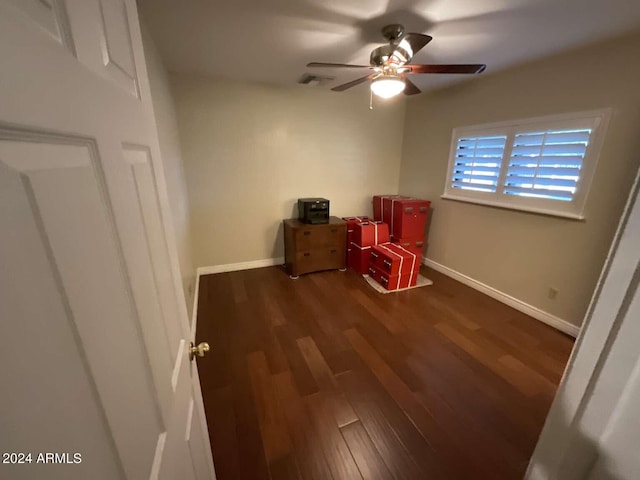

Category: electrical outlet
[548, 287, 558, 300]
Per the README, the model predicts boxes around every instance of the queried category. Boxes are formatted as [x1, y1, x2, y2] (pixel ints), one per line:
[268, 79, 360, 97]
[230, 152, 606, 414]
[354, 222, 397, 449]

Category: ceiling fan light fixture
[311, 25, 484, 97]
[370, 76, 405, 99]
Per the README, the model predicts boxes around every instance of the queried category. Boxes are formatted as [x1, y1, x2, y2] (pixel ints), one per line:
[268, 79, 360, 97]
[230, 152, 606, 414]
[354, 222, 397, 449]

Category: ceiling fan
[307, 24, 486, 99]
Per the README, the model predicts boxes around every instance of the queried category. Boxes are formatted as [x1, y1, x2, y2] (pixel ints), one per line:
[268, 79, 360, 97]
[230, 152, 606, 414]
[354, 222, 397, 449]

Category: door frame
[189, 265, 217, 478]
[526, 165, 640, 478]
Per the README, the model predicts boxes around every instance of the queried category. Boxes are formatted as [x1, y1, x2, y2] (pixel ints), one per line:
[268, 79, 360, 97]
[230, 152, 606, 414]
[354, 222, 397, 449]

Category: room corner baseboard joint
[196, 257, 285, 276]
[192, 257, 285, 329]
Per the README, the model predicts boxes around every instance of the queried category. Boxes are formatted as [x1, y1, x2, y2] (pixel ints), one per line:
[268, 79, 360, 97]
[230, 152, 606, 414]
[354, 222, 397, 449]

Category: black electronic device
[298, 198, 330, 224]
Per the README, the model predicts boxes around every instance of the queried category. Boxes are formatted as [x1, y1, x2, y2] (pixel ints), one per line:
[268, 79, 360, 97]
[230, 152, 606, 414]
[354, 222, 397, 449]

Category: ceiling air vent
[298, 73, 335, 86]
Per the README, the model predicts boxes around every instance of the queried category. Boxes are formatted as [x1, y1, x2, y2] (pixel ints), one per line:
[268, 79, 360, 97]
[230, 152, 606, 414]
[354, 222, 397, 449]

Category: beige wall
[171, 75, 406, 268]
[141, 25, 196, 311]
[399, 31, 640, 327]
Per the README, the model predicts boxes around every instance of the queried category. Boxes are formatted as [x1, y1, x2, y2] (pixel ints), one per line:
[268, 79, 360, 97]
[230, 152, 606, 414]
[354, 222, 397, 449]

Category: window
[451, 135, 507, 193]
[443, 110, 610, 219]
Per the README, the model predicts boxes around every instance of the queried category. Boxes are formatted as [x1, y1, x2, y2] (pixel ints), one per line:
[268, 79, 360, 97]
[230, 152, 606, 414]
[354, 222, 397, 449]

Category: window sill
[440, 194, 586, 221]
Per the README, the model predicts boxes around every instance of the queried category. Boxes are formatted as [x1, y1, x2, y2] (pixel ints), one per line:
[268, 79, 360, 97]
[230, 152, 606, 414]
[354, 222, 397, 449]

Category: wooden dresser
[283, 217, 347, 277]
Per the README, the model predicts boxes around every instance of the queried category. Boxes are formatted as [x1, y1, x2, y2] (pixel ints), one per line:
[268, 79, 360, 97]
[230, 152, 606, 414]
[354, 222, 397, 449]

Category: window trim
[442, 109, 611, 220]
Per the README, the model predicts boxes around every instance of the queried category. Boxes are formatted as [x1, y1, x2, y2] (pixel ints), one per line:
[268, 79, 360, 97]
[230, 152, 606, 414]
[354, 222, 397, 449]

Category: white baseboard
[197, 257, 285, 276]
[192, 257, 284, 330]
[422, 257, 580, 337]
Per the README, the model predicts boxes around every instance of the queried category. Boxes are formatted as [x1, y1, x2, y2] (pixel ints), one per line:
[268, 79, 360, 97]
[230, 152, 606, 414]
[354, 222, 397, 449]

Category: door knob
[189, 341, 210, 361]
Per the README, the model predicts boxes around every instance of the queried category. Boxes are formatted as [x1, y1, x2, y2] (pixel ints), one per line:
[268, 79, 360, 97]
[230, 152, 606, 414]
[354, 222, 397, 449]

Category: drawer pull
[383, 260, 392, 270]
[303, 252, 310, 257]
[416, 241, 424, 247]
[419, 206, 428, 213]
[405, 207, 413, 214]
[330, 249, 337, 253]
[303, 231, 311, 236]
[331, 228, 338, 233]
[368, 267, 376, 275]
[371, 252, 379, 259]
[381, 276, 388, 284]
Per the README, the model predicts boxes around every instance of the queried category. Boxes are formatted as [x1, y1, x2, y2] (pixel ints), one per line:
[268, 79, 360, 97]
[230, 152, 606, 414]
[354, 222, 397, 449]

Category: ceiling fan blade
[331, 74, 375, 92]
[397, 33, 432, 56]
[406, 64, 487, 74]
[402, 77, 421, 95]
[307, 62, 372, 69]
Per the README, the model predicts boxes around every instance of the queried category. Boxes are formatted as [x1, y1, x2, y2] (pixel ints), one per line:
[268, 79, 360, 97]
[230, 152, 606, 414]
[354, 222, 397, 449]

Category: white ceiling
[138, 0, 640, 93]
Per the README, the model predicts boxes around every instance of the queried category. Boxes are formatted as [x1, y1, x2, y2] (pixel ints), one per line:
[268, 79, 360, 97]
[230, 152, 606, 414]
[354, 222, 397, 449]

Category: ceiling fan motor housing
[370, 44, 412, 67]
[381, 24, 405, 42]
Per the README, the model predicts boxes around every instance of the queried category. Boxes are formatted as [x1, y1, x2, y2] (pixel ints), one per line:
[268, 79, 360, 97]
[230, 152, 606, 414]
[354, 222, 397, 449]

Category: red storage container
[373, 194, 405, 221]
[343, 216, 371, 267]
[373, 195, 431, 239]
[391, 236, 426, 258]
[370, 243, 419, 276]
[343, 216, 371, 226]
[352, 221, 390, 248]
[343, 216, 371, 249]
[387, 197, 430, 239]
[348, 243, 372, 274]
[367, 264, 419, 291]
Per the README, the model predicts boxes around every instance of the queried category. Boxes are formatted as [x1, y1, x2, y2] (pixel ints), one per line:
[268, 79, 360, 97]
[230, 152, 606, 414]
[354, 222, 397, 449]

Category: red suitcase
[373, 194, 405, 221]
[385, 197, 430, 239]
[370, 243, 419, 277]
[348, 243, 372, 275]
[367, 264, 419, 291]
[343, 216, 371, 227]
[343, 216, 371, 248]
[343, 216, 371, 267]
[391, 236, 426, 258]
[352, 221, 390, 248]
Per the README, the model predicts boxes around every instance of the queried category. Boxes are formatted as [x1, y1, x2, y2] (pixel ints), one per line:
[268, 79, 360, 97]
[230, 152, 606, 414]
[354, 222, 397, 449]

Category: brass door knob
[189, 341, 210, 361]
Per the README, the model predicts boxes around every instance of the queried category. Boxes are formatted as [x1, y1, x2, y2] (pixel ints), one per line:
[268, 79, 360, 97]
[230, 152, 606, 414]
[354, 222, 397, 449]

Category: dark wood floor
[195, 266, 574, 480]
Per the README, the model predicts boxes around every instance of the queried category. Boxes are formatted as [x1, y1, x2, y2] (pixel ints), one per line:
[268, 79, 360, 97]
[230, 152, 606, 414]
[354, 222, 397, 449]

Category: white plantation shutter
[504, 129, 592, 201]
[451, 135, 507, 192]
[443, 110, 609, 219]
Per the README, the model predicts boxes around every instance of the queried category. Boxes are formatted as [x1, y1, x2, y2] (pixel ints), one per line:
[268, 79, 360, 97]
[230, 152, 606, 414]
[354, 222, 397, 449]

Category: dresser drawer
[294, 224, 345, 250]
[294, 248, 344, 275]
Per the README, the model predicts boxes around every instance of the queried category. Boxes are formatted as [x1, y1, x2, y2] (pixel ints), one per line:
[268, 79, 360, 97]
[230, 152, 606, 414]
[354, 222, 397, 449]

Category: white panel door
[0, 1, 215, 479]
[587, 361, 640, 479]
[526, 170, 640, 480]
